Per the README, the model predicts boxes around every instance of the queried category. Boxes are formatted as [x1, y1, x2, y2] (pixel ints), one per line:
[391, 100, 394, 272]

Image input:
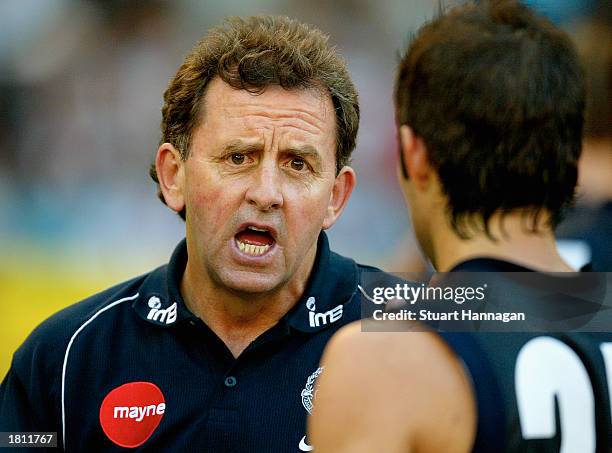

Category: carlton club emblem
[99, 381, 166, 448]
[301, 367, 324, 415]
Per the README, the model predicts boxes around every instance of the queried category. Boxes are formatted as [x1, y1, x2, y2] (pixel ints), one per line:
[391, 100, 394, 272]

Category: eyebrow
[223, 140, 262, 154]
[285, 145, 322, 167]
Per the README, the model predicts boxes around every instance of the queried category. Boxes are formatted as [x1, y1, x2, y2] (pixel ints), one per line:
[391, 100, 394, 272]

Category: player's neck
[180, 246, 316, 358]
[578, 138, 612, 202]
[430, 210, 574, 272]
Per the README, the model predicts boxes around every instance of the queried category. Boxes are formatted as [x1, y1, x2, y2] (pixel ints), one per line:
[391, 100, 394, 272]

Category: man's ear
[155, 143, 185, 213]
[399, 125, 433, 190]
[322, 166, 356, 230]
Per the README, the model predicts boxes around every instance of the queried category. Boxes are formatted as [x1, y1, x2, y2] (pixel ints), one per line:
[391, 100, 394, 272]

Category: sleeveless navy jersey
[0, 233, 398, 452]
[440, 258, 612, 452]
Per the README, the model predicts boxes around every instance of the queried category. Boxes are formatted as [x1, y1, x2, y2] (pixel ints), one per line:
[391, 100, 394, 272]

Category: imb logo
[99, 382, 166, 448]
[146, 297, 177, 325]
[306, 297, 343, 328]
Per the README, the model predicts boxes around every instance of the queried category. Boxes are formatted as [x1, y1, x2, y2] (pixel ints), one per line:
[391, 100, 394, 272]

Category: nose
[245, 162, 284, 211]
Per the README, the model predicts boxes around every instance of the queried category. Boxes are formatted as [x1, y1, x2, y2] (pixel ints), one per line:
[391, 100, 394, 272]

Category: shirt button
[224, 376, 237, 388]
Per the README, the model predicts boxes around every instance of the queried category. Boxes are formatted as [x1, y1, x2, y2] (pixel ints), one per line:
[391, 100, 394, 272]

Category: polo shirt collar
[285, 232, 359, 333]
[133, 232, 358, 333]
[132, 239, 196, 328]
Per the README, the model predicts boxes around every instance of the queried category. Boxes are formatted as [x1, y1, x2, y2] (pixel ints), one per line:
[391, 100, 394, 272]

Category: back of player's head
[395, 0, 585, 236]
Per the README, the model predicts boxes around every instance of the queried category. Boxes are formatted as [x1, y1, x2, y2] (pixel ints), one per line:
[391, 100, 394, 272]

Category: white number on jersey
[515, 337, 599, 452]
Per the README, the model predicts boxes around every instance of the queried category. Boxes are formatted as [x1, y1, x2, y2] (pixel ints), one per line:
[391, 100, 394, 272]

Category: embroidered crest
[301, 367, 324, 415]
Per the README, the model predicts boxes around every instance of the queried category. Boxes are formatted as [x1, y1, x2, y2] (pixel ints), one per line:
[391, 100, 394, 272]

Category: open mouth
[234, 225, 276, 257]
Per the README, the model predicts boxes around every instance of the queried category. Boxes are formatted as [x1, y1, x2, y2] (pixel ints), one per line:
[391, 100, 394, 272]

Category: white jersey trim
[61, 293, 139, 450]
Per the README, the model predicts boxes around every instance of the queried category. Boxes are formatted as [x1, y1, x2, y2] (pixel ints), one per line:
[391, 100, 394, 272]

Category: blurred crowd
[0, 0, 609, 276]
[555, 2, 612, 271]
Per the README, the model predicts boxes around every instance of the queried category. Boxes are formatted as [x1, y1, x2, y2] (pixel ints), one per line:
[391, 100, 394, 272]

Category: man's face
[176, 78, 348, 295]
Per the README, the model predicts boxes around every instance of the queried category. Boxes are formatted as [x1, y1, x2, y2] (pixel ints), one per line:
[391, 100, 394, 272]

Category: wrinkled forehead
[198, 77, 337, 143]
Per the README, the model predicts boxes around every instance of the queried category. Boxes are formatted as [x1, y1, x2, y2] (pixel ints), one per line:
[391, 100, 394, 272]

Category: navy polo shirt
[0, 232, 390, 452]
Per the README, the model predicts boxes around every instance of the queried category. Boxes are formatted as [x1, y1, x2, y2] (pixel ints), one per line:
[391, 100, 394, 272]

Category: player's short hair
[151, 15, 359, 220]
[395, 0, 585, 236]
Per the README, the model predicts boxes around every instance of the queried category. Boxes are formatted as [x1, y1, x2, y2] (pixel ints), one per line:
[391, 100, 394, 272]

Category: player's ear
[322, 166, 356, 230]
[156, 143, 185, 213]
[399, 125, 433, 190]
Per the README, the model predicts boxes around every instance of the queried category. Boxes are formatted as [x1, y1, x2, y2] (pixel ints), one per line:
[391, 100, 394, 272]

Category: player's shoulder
[324, 320, 464, 379]
[321, 321, 472, 405]
[318, 320, 477, 452]
[11, 268, 160, 372]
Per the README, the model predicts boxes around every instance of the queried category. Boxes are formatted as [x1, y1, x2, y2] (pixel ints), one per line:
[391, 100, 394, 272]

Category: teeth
[248, 226, 268, 232]
[237, 241, 270, 256]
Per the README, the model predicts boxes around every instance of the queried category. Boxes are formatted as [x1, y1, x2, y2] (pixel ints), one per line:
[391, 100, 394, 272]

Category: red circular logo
[99, 381, 166, 448]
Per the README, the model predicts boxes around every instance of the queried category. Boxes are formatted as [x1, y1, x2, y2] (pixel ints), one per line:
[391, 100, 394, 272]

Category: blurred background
[0, 0, 609, 377]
